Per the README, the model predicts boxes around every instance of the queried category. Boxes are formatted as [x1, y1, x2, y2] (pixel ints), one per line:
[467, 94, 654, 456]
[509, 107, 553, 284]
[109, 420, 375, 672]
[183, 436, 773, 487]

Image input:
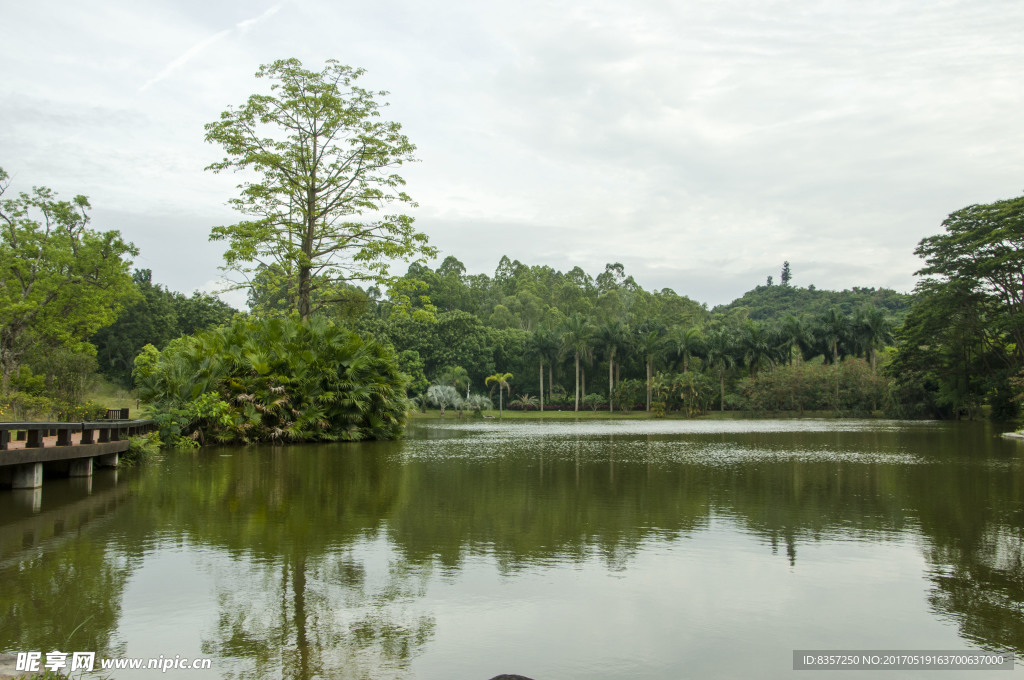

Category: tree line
[337, 258, 903, 416]
[5, 56, 1024, 437]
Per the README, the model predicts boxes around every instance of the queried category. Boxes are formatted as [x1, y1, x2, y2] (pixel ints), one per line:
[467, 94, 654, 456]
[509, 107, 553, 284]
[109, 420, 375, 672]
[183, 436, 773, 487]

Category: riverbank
[408, 408, 879, 421]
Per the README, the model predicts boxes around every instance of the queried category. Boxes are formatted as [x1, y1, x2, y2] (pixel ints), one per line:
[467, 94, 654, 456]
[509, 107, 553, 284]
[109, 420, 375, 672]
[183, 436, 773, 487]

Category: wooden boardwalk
[3, 430, 101, 449]
[0, 419, 155, 490]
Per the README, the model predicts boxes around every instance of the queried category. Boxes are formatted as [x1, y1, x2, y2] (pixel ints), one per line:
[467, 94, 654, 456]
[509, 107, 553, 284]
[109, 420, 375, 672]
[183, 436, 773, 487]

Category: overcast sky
[2, 0, 1022, 308]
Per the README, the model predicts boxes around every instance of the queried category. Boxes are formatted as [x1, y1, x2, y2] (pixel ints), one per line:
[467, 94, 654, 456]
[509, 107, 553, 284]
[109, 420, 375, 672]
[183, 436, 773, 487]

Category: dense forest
[4, 162, 1022, 435]
[4, 58, 1023, 445]
[81, 247, 994, 423]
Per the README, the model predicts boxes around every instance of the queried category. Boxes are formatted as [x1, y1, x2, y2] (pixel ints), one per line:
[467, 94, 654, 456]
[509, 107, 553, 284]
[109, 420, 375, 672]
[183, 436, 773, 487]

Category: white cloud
[138, 4, 284, 92]
[2, 0, 1023, 306]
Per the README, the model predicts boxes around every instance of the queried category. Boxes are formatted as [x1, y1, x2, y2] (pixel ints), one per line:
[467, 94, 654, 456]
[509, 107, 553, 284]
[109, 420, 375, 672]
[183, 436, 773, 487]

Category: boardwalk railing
[1, 419, 156, 490]
[0, 419, 155, 450]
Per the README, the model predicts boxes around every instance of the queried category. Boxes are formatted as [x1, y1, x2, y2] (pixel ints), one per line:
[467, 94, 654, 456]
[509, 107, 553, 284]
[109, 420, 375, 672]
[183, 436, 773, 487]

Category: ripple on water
[403, 419, 926, 466]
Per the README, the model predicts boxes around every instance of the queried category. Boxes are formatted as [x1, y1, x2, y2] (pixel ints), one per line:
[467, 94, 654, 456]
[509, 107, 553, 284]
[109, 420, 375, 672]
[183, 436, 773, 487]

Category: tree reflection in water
[1, 420, 1022, 677]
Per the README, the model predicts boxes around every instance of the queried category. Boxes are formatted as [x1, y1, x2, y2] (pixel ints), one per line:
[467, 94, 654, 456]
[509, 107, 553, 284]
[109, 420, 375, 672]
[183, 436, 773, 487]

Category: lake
[1, 418, 1022, 679]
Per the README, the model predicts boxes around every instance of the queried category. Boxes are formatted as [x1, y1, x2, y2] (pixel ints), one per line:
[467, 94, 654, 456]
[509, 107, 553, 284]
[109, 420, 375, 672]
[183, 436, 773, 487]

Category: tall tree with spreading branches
[204, 59, 436, 319]
[0, 168, 137, 392]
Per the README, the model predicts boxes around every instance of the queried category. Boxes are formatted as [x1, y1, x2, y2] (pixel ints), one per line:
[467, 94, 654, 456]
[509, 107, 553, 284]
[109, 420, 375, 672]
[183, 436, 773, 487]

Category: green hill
[713, 284, 911, 323]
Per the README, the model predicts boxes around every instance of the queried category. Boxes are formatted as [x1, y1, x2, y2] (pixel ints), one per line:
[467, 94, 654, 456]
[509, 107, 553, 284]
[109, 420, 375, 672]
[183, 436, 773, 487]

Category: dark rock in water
[488, 676, 535, 680]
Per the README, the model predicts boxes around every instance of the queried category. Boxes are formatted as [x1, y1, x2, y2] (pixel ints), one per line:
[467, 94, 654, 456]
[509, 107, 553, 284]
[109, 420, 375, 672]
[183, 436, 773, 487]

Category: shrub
[739, 359, 889, 415]
[137, 317, 409, 446]
[123, 432, 162, 465]
[583, 393, 607, 411]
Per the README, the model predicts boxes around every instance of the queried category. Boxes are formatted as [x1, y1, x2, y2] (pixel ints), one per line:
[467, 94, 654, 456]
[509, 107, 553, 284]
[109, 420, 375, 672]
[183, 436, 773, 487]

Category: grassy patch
[85, 375, 138, 411]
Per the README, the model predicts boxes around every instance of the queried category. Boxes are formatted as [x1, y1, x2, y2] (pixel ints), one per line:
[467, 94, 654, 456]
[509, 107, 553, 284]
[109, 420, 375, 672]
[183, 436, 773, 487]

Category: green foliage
[0, 391, 106, 421]
[582, 393, 607, 411]
[510, 393, 541, 411]
[137, 317, 409, 445]
[888, 279, 1007, 420]
[464, 393, 492, 415]
[359, 310, 496, 391]
[485, 372, 513, 416]
[916, 195, 1024, 362]
[714, 283, 910, 324]
[888, 194, 1024, 421]
[613, 379, 645, 412]
[204, 58, 436, 319]
[349, 256, 914, 417]
[397, 350, 429, 396]
[132, 344, 161, 384]
[740, 359, 889, 415]
[0, 168, 137, 392]
[92, 270, 237, 387]
[0, 392, 51, 420]
[123, 432, 162, 465]
[426, 384, 460, 417]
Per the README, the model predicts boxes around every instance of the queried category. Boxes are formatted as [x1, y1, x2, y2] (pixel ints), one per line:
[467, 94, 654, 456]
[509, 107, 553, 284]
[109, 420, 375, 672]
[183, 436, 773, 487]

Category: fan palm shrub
[136, 317, 409, 446]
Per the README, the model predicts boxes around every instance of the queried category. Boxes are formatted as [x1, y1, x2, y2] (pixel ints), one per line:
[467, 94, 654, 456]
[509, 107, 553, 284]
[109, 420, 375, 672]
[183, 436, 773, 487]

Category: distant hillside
[712, 284, 912, 323]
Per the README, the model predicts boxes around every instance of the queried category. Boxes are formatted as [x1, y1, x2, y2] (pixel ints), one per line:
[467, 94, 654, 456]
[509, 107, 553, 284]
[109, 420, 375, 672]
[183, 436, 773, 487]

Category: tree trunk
[833, 340, 840, 410]
[608, 355, 614, 412]
[646, 360, 652, 412]
[581, 365, 586, 401]
[539, 361, 544, 412]
[720, 368, 725, 412]
[298, 265, 312, 320]
[549, 365, 553, 404]
[574, 352, 580, 412]
[299, 180, 317, 320]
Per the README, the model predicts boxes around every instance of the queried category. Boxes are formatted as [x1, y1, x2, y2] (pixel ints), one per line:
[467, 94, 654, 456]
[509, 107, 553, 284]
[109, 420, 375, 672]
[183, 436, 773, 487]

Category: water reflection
[0, 420, 1021, 677]
[0, 469, 132, 659]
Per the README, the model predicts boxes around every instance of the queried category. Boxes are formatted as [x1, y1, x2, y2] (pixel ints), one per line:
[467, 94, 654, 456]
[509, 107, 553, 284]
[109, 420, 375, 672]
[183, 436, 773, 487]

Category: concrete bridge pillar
[11, 463, 43, 489]
[69, 458, 93, 477]
[96, 452, 119, 468]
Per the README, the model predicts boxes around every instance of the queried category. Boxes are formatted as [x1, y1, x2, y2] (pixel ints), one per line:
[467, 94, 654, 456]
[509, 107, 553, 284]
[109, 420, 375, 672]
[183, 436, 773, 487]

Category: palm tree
[777, 315, 809, 366]
[636, 329, 665, 412]
[704, 326, 736, 412]
[819, 308, 850, 408]
[485, 372, 514, 418]
[596, 320, 630, 413]
[650, 371, 674, 416]
[667, 325, 703, 373]
[427, 384, 460, 417]
[853, 306, 894, 373]
[510, 393, 540, 411]
[819, 307, 851, 366]
[464, 393, 493, 413]
[739, 320, 773, 377]
[559, 314, 595, 412]
[529, 326, 559, 412]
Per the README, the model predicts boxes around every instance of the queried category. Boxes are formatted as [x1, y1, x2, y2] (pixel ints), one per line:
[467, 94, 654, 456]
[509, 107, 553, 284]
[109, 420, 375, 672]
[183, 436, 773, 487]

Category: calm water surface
[2, 419, 1023, 679]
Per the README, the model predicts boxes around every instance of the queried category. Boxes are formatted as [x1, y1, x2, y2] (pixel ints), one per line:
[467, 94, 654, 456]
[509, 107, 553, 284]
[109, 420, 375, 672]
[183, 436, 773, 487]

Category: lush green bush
[613, 379, 645, 412]
[136, 317, 409, 446]
[739, 359, 889, 415]
[0, 392, 106, 421]
[123, 432, 162, 465]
